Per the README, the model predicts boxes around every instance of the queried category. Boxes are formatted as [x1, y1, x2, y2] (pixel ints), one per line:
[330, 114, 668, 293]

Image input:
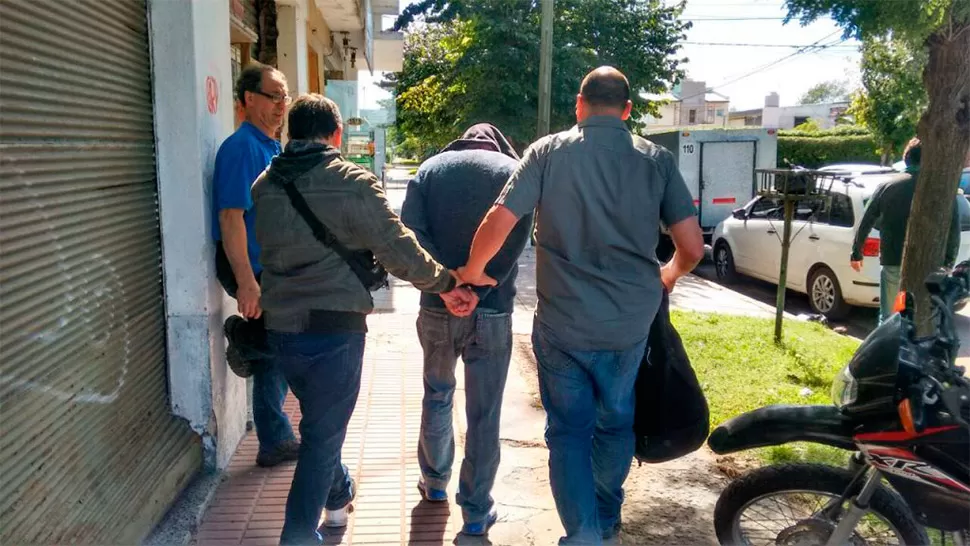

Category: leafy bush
[777, 126, 880, 168]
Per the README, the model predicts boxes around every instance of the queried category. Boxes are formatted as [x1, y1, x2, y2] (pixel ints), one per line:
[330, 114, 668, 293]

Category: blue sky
[359, 0, 861, 111]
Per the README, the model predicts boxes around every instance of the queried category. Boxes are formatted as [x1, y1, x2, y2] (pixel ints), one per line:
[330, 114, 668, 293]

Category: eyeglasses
[253, 90, 292, 105]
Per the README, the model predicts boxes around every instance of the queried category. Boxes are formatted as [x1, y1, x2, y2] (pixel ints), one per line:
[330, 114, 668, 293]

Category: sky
[358, 0, 862, 111]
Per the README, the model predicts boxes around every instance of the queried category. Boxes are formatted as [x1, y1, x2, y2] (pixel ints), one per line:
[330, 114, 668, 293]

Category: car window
[814, 192, 855, 228]
[748, 197, 783, 220]
[957, 194, 970, 232]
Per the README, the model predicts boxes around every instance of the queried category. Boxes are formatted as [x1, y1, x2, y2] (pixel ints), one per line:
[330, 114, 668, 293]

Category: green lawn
[671, 311, 862, 465]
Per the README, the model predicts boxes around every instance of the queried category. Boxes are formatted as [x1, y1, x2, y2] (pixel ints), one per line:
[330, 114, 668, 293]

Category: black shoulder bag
[280, 180, 389, 292]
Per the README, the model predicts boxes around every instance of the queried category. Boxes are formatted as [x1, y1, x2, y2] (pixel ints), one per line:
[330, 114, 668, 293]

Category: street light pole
[537, 0, 554, 139]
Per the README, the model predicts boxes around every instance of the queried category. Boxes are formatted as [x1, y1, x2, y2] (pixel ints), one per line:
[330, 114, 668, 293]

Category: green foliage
[386, 0, 690, 154]
[777, 129, 880, 168]
[798, 80, 850, 105]
[791, 118, 823, 133]
[847, 37, 927, 162]
[778, 125, 870, 138]
[783, 0, 965, 43]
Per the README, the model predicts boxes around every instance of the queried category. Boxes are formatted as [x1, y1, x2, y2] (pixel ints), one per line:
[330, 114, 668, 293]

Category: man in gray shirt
[460, 67, 704, 544]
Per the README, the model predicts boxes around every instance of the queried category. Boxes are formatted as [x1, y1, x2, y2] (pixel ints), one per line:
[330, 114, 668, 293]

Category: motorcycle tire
[713, 463, 929, 546]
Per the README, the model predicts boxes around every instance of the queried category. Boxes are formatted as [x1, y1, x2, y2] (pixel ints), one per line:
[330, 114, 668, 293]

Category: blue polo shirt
[211, 122, 281, 275]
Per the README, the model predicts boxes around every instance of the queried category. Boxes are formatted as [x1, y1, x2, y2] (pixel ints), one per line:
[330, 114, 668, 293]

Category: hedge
[777, 131, 881, 169]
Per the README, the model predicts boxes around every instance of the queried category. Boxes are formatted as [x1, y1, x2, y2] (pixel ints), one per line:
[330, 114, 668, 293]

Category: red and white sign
[205, 76, 218, 114]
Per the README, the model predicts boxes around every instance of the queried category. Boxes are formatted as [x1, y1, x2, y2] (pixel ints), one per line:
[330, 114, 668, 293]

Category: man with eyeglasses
[212, 63, 298, 468]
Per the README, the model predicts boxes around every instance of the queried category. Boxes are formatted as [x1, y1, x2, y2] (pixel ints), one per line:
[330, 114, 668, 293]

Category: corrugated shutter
[0, 1, 202, 544]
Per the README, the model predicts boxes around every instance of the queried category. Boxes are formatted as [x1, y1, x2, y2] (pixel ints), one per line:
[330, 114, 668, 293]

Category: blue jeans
[879, 265, 901, 325]
[269, 330, 366, 546]
[532, 320, 647, 545]
[253, 353, 298, 453]
[416, 307, 513, 525]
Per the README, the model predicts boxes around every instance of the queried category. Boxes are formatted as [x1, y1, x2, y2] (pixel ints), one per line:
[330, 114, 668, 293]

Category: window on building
[793, 116, 810, 127]
[706, 105, 715, 124]
[688, 109, 697, 124]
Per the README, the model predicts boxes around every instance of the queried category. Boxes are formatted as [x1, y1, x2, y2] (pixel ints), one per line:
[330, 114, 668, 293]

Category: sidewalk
[192, 280, 465, 546]
[191, 241, 792, 546]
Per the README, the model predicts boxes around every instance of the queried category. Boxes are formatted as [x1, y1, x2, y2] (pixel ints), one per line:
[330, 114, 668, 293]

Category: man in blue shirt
[212, 64, 298, 467]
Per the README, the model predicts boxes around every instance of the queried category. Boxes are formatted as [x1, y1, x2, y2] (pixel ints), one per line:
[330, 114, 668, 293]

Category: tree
[784, 0, 970, 333]
[385, 0, 690, 154]
[798, 80, 850, 104]
[847, 38, 927, 164]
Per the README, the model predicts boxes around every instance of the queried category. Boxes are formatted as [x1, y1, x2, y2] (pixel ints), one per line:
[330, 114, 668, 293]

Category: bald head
[579, 67, 631, 111]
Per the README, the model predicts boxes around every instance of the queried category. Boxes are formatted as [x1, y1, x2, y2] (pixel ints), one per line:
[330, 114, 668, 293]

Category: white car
[712, 173, 970, 318]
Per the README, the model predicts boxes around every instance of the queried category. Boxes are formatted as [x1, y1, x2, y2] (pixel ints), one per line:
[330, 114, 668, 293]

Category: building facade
[641, 79, 730, 129]
[728, 92, 849, 130]
[0, 0, 402, 543]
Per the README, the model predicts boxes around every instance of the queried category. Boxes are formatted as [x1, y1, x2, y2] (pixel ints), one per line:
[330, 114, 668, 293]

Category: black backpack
[634, 289, 709, 463]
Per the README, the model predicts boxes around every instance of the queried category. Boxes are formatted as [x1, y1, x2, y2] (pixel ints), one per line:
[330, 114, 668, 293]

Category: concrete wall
[278, 1, 310, 96]
[149, 0, 247, 471]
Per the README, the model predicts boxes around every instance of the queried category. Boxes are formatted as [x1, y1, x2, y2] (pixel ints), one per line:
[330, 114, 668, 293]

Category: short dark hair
[580, 66, 631, 110]
[235, 63, 280, 106]
[288, 94, 343, 141]
[903, 137, 921, 167]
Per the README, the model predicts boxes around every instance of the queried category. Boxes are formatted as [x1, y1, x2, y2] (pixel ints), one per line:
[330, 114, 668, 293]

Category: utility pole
[536, 0, 554, 139]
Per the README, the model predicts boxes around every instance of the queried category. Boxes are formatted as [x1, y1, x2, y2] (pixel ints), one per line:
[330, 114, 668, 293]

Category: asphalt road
[692, 247, 879, 340]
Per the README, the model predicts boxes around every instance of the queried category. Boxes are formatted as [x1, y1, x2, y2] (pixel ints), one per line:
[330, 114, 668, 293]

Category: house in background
[729, 92, 849, 130]
[640, 79, 730, 129]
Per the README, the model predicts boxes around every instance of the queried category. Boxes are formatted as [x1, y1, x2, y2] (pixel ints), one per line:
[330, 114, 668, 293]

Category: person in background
[851, 137, 961, 324]
[251, 94, 476, 546]
[211, 63, 298, 468]
[459, 67, 705, 545]
[400, 124, 533, 537]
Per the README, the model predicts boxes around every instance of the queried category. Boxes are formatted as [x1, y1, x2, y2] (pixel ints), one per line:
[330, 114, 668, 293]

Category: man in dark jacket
[252, 94, 475, 546]
[400, 124, 533, 537]
[851, 138, 961, 324]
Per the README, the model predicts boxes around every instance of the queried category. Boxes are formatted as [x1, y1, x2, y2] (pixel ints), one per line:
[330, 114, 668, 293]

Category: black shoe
[256, 438, 300, 467]
[224, 316, 254, 378]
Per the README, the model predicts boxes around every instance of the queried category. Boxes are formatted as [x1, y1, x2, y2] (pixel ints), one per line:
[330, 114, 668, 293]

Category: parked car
[712, 173, 970, 319]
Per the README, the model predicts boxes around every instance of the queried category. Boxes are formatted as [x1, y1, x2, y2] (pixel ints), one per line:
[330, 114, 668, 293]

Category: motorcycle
[708, 261, 970, 546]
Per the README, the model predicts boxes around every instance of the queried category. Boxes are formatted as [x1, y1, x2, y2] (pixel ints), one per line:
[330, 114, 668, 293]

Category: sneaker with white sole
[461, 509, 498, 536]
[322, 478, 356, 528]
[417, 477, 448, 502]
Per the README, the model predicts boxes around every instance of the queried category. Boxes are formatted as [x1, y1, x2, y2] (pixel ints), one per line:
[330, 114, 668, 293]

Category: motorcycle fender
[708, 405, 856, 454]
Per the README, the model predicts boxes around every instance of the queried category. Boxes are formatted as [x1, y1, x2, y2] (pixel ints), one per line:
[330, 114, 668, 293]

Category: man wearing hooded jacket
[252, 95, 476, 546]
[400, 124, 534, 536]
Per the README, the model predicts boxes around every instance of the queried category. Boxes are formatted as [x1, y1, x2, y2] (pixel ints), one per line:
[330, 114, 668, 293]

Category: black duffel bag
[634, 289, 709, 463]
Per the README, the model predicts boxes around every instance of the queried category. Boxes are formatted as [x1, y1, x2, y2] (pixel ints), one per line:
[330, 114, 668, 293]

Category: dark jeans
[215, 244, 295, 453]
[532, 319, 647, 545]
[269, 330, 365, 546]
[416, 307, 513, 525]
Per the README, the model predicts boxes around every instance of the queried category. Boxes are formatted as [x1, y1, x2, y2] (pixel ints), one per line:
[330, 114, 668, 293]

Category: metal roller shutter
[0, 1, 202, 543]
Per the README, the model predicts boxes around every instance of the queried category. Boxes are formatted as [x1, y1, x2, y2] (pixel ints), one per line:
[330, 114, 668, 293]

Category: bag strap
[279, 180, 378, 289]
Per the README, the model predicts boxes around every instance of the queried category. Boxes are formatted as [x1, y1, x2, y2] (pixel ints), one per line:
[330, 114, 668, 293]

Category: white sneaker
[322, 504, 352, 528]
[322, 477, 356, 528]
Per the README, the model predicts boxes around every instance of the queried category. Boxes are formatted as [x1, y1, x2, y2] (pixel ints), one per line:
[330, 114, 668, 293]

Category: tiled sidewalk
[193, 280, 463, 546]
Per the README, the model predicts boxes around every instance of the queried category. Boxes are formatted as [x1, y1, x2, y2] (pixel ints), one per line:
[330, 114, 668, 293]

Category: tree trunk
[899, 20, 970, 335]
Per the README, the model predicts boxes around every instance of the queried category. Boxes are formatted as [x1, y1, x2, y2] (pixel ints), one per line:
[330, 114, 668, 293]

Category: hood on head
[439, 123, 519, 161]
[268, 139, 343, 183]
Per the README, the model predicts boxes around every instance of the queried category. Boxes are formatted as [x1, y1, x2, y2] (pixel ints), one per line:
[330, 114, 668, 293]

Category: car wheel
[808, 266, 850, 320]
[713, 241, 738, 284]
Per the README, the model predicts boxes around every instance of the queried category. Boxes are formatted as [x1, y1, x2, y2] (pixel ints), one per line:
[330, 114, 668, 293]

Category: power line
[682, 17, 787, 21]
[674, 31, 845, 102]
[682, 41, 857, 48]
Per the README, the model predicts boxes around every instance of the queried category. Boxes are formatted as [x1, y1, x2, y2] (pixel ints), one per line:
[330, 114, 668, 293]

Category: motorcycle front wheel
[713, 463, 929, 546]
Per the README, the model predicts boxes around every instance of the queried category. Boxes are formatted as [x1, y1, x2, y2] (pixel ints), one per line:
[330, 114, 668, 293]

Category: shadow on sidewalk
[408, 499, 453, 545]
